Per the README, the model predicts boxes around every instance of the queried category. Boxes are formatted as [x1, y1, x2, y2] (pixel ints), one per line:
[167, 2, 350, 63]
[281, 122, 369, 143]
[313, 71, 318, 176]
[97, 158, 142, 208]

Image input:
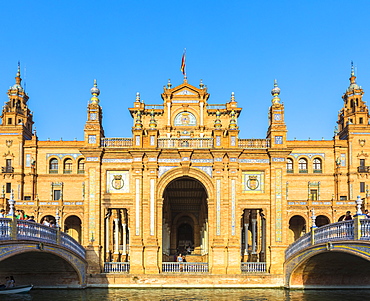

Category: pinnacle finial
[271, 79, 281, 104]
[199, 79, 204, 89]
[231, 92, 235, 102]
[17, 61, 21, 77]
[136, 92, 140, 102]
[167, 79, 172, 89]
[90, 79, 100, 104]
[351, 61, 355, 77]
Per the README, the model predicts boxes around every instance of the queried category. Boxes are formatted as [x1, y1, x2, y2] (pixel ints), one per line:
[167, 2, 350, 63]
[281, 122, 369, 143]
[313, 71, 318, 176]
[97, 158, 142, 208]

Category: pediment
[174, 89, 196, 96]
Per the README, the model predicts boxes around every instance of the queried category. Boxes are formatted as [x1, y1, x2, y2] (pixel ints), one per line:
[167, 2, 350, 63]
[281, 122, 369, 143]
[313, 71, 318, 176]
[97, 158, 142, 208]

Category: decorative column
[113, 209, 120, 262]
[251, 210, 258, 261]
[310, 208, 317, 245]
[354, 195, 366, 240]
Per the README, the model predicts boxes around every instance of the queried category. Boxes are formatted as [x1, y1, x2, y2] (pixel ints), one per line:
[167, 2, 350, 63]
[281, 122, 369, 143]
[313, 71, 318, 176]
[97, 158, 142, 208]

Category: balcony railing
[101, 138, 133, 148]
[162, 262, 209, 273]
[238, 139, 270, 149]
[103, 262, 130, 273]
[241, 262, 267, 273]
[358, 166, 370, 173]
[2, 166, 14, 173]
[158, 138, 213, 149]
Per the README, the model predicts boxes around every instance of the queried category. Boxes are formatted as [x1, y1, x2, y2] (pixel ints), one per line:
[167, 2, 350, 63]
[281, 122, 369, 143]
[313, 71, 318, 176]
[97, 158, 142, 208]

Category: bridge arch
[286, 242, 370, 288]
[0, 241, 86, 287]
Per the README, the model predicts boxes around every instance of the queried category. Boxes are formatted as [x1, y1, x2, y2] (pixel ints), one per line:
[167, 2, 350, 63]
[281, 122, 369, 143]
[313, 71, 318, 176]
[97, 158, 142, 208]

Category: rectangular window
[7, 118, 12, 125]
[360, 117, 363, 124]
[88, 135, 96, 144]
[340, 196, 347, 200]
[150, 135, 155, 146]
[231, 136, 236, 146]
[360, 159, 365, 167]
[53, 190, 61, 201]
[26, 154, 31, 167]
[275, 136, 283, 144]
[310, 189, 318, 201]
[6, 183, 11, 193]
[341, 154, 346, 167]
[135, 135, 140, 146]
[216, 136, 221, 146]
[360, 182, 366, 193]
[24, 196, 31, 200]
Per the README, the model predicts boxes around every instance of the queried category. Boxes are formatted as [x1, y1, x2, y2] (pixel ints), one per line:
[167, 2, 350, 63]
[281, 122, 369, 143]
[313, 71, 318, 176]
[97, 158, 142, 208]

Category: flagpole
[181, 48, 187, 82]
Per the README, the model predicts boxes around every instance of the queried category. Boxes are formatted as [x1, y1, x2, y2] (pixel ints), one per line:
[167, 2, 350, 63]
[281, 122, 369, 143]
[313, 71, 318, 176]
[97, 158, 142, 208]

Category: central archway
[162, 176, 208, 263]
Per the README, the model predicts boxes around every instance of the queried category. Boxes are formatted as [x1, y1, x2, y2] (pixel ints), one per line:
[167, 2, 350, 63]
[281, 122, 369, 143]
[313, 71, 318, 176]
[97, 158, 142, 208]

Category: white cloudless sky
[1, 1, 370, 141]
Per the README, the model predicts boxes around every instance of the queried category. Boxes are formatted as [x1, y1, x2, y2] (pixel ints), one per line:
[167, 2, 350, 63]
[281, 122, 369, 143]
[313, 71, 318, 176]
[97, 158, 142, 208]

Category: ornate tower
[0, 63, 34, 138]
[84, 80, 104, 146]
[266, 80, 287, 148]
[337, 62, 369, 139]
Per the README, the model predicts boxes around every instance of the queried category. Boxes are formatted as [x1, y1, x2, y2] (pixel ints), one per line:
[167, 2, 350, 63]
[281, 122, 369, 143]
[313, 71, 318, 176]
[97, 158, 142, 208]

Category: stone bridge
[0, 218, 87, 288]
[285, 216, 370, 289]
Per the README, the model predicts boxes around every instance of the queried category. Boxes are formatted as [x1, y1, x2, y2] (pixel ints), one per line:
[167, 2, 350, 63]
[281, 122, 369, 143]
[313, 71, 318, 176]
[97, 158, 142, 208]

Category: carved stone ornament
[359, 139, 366, 147]
[6, 140, 12, 148]
[3, 151, 14, 158]
[357, 150, 369, 157]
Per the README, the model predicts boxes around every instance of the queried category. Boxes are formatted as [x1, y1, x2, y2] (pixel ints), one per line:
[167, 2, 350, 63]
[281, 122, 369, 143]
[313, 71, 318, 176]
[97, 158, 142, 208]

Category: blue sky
[1, 1, 370, 141]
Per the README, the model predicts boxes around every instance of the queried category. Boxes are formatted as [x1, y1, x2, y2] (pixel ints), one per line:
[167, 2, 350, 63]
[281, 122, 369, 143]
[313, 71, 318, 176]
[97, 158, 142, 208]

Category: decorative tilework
[150, 178, 155, 236]
[275, 168, 282, 242]
[215, 158, 223, 162]
[47, 153, 83, 160]
[216, 179, 221, 235]
[230, 158, 237, 162]
[273, 158, 285, 162]
[158, 166, 177, 177]
[148, 158, 157, 162]
[231, 179, 236, 236]
[133, 157, 142, 162]
[102, 158, 132, 163]
[290, 153, 325, 159]
[193, 166, 212, 177]
[239, 159, 269, 163]
[191, 159, 213, 163]
[89, 168, 96, 243]
[242, 171, 264, 192]
[158, 159, 180, 163]
[135, 178, 140, 235]
[86, 157, 98, 162]
[106, 171, 130, 193]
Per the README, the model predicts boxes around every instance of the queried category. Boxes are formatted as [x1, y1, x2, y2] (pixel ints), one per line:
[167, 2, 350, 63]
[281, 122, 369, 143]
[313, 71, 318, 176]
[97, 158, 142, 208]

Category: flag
[180, 49, 186, 76]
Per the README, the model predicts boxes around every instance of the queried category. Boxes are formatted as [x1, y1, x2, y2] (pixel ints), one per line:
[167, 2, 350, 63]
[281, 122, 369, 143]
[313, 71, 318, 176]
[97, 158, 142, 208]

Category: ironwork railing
[162, 262, 209, 273]
[158, 138, 213, 149]
[241, 262, 267, 273]
[103, 262, 130, 273]
[358, 166, 370, 173]
[238, 139, 270, 149]
[0, 218, 86, 259]
[285, 219, 368, 261]
[101, 138, 133, 148]
[2, 166, 14, 173]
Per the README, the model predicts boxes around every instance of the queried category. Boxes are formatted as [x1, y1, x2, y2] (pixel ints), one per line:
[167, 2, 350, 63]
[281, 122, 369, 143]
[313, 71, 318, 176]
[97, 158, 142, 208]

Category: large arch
[0, 241, 87, 287]
[160, 170, 210, 263]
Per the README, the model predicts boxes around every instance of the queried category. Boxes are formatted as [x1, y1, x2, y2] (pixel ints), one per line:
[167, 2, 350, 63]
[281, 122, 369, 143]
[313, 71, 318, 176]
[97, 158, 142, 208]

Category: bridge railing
[285, 218, 370, 261]
[0, 218, 86, 259]
[241, 262, 267, 273]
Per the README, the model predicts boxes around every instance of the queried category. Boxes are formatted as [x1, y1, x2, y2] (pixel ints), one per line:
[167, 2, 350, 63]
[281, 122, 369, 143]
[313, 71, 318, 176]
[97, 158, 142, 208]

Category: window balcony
[63, 169, 72, 174]
[49, 169, 58, 174]
[299, 169, 308, 173]
[313, 169, 322, 173]
[77, 170, 85, 174]
[358, 166, 370, 173]
[287, 169, 294, 173]
[2, 166, 14, 173]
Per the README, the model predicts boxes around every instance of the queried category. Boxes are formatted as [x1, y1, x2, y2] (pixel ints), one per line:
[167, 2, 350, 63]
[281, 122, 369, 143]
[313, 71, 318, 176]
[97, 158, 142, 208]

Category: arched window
[313, 158, 322, 173]
[286, 158, 293, 173]
[298, 158, 308, 173]
[78, 159, 85, 174]
[49, 158, 58, 174]
[64, 158, 73, 174]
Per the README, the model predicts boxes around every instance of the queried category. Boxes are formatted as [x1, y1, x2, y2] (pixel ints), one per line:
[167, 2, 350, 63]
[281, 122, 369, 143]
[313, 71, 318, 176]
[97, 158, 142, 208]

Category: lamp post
[55, 208, 60, 228]
[8, 190, 15, 217]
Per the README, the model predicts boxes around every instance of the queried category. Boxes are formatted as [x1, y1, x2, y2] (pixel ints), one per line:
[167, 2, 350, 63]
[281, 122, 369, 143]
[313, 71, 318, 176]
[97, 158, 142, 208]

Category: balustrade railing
[162, 262, 209, 273]
[238, 139, 270, 149]
[101, 138, 133, 148]
[158, 138, 213, 149]
[285, 219, 369, 261]
[241, 262, 267, 273]
[0, 218, 86, 259]
[103, 262, 130, 273]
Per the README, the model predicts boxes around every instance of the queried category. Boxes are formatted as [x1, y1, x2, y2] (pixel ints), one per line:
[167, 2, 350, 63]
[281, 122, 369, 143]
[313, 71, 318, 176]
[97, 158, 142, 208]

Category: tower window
[360, 117, 363, 124]
[298, 158, 308, 173]
[7, 118, 12, 125]
[49, 158, 59, 174]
